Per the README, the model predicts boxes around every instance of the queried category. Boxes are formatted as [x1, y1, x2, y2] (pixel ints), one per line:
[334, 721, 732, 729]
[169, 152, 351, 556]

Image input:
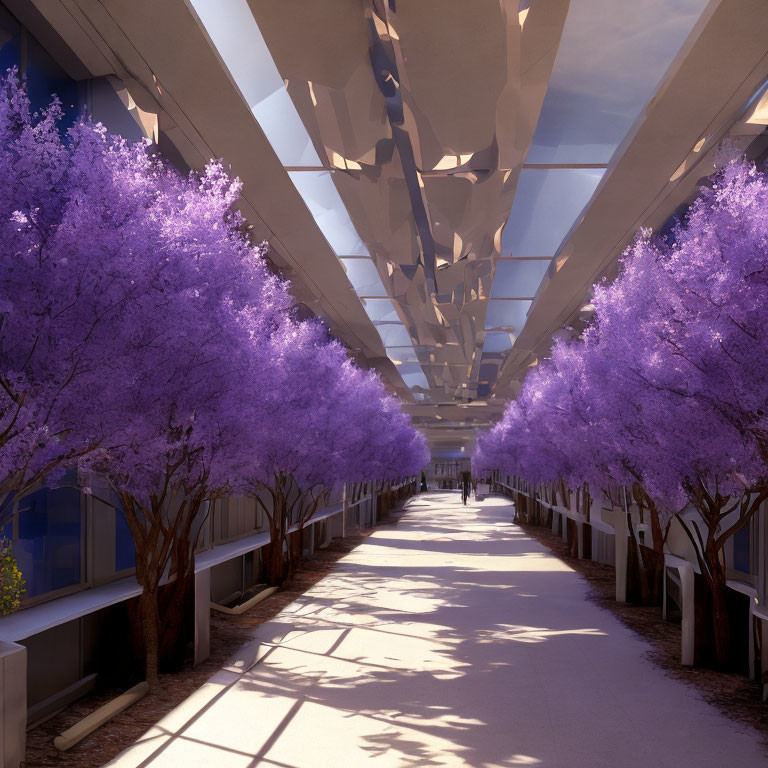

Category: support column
[761, 618, 768, 701]
[614, 506, 628, 603]
[678, 564, 695, 667]
[194, 568, 211, 666]
[0, 640, 26, 768]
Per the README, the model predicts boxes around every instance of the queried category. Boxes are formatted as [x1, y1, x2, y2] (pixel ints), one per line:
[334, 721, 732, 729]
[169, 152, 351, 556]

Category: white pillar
[0, 640, 26, 768]
[761, 619, 768, 701]
[576, 521, 584, 559]
[614, 506, 628, 603]
[678, 563, 695, 667]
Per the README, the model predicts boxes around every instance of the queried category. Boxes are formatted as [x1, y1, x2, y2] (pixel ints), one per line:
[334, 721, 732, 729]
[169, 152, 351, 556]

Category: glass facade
[485, 300, 532, 332]
[15, 484, 82, 599]
[491, 259, 550, 300]
[0, 5, 19, 74]
[527, 0, 709, 165]
[114, 503, 136, 572]
[190, 0, 431, 392]
[0, 3, 151, 603]
[26, 35, 85, 128]
[501, 168, 605, 260]
[287, 171, 370, 256]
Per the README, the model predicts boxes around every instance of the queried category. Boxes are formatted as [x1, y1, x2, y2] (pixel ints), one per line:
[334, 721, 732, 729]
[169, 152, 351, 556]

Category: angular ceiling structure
[186, 0, 715, 453]
[25, 0, 768, 456]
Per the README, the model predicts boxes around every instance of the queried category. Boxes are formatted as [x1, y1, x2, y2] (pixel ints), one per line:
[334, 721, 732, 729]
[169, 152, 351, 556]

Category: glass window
[491, 259, 550, 299]
[485, 300, 532, 331]
[385, 345, 420, 363]
[401, 371, 429, 389]
[114, 502, 136, 572]
[288, 172, 370, 256]
[526, 0, 710, 164]
[732, 524, 752, 576]
[340, 258, 387, 296]
[394, 362, 424, 377]
[375, 323, 413, 347]
[16, 484, 82, 599]
[483, 332, 515, 354]
[0, 6, 20, 74]
[501, 168, 604, 259]
[190, 0, 321, 166]
[361, 298, 400, 323]
[255, 89, 322, 167]
[25, 35, 85, 129]
[89, 78, 146, 143]
[479, 361, 499, 384]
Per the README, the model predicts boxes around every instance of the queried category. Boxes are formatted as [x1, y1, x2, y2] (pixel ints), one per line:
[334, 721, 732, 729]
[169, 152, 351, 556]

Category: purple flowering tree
[588, 163, 768, 664]
[0, 73, 164, 519]
[477, 157, 768, 666]
[0, 72, 427, 682]
[77, 160, 293, 684]
[239, 319, 428, 584]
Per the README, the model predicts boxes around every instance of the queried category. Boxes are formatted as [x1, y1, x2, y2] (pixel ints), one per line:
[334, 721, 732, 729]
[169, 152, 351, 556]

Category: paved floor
[105, 493, 768, 768]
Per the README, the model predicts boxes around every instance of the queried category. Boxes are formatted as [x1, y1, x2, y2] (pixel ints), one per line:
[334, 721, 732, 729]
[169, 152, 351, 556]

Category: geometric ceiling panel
[188, 0, 715, 451]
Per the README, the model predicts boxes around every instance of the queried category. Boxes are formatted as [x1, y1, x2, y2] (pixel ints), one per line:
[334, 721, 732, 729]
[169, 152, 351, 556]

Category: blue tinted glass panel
[190, 0, 321, 165]
[375, 324, 412, 347]
[395, 362, 424, 377]
[16, 485, 81, 598]
[361, 298, 400, 323]
[288, 172, 369, 256]
[485, 300, 532, 331]
[483, 332, 514, 353]
[491, 260, 550, 298]
[114, 503, 136, 571]
[527, 0, 709, 164]
[401, 371, 429, 389]
[89, 79, 145, 143]
[340, 259, 387, 296]
[732, 525, 750, 574]
[26, 37, 84, 128]
[0, 8, 20, 74]
[501, 169, 603, 259]
[386, 345, 419, 363]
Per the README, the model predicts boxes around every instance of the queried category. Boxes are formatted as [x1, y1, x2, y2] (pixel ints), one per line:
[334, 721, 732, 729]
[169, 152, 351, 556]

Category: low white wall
[0, 640, 26, 768]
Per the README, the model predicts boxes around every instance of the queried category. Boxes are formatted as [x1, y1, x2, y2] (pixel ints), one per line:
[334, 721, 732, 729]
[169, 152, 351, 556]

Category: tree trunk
[710, 574, 730, 669]
[158, 568, 194, 669]
[633, 483, 664, 554]
[264, 527, 285, 585]
[626, 510, 651, 605]
[139, 588, 160, 687]
[705, 542, 730, 669]
[287, 529, 302, 578]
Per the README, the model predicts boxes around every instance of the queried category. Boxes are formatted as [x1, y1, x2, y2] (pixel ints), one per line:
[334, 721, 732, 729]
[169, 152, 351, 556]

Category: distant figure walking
[461, 470, 471, 505]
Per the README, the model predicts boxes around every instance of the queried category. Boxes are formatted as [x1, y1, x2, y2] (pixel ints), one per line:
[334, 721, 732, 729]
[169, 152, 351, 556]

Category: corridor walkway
[106, 493, 767, 768]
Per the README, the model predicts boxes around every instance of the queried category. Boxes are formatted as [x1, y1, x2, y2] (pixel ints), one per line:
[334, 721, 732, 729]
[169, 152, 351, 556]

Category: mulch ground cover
[519, 518, 768, 745]
[25, 534, 366, 768]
